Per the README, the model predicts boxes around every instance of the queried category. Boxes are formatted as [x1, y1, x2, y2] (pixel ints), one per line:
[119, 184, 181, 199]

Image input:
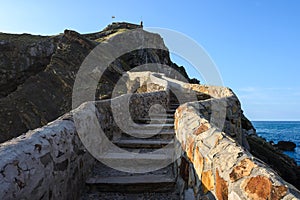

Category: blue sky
[1, 0, 300, 121]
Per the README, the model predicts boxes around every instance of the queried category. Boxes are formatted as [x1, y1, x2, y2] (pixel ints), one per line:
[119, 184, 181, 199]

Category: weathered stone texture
[0, 33, 57, 98]
[193, 123, 209, 135]
[230, 158, 256, 182]
[186, 136, 195, 161]
[0, 117, 95, 200]
[243, 176, 287, 200]
[193, 147, 204, 178]
[174, 85, 300, 199]
[216, 169, 228, 200]
[201, 170, 214, 194]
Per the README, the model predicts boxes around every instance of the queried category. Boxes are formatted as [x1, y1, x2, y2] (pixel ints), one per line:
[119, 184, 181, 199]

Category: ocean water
[252, 121, 300, 165]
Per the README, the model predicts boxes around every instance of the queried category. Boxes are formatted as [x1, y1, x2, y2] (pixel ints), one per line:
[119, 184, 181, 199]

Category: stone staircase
[80, 101, 181, 199]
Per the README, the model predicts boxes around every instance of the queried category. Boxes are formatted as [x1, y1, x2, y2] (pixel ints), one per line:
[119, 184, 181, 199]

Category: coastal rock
[275, 141, 296, 151]
[247, 135, 300, 189]
[241, 113, 256, 135]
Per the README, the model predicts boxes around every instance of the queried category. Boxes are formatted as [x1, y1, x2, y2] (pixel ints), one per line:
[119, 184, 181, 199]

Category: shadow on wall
[179, 156, 217, 200]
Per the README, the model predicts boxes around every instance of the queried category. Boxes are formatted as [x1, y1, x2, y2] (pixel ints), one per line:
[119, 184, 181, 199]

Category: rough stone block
[201, 170, 214, 194]
[193, 124, 209, 135]
[193, 147, 204, 178]
[242, 176, 287, 200]
[216, 169, 228, 200]
[186, 136, 195, 161]
[230, 158, 256, 182]
[203, 131, 223, 149]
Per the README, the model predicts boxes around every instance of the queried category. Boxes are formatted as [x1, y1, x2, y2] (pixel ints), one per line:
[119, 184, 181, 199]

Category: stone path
[80, 100, 180, 199]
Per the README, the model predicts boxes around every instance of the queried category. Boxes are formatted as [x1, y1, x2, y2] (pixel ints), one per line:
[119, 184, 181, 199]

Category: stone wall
[183, 84, 252, 149]
[0, 113, 96, 200]
[174, 100, 300, 199]
[184, 84, 234, 99]
[0, 91, 168, 200]
[0, 105, 98, 200]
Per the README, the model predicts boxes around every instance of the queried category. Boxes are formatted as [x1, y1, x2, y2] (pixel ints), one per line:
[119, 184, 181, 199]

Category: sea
[252, 121, 300, 165]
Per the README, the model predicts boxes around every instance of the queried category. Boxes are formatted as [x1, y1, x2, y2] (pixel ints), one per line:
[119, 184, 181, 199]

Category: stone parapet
[0, 114, 95, 199]
[174, 100, 300, 199]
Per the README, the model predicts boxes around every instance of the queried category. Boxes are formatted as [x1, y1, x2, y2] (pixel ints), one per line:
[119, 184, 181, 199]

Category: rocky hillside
[0, 22, 192, 143]
[0, 33, 57, 97]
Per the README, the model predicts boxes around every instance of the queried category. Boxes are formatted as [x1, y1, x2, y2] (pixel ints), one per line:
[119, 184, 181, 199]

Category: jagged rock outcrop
[0, 30, 96, 142]
[275, 141, 297, 151]
[0, 33, 57, 97]
[0, 22, 192, 143]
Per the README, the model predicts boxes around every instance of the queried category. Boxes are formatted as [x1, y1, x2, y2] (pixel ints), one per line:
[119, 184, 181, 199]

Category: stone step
[135, 118, 174, 124]
[86, 174, 176, 193]
[169, 104, 180, 108]
[130, 123, 174, 129]
[166, 109, 176, 114]
[80, 98, 181, 198]
[122, 147, 174, 154]
[121, 129, 175, 140]
[170, 98, 194, 102]
[149, 110, 175, 115]
[113, 138, 174, 148]
[80, 190, 180, 200]
[89, 162, 175, 178]
[122, 126, 174, 139]
[169, 103, 180, 106]
[100, 152, 173, 161]
[147, 113, 174, 118]
[98, 152, 174, 172]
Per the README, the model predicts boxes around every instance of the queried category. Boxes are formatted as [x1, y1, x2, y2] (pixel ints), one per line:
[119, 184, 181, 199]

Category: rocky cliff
[0, 30, 95, 142]
[0, 22, 191, 143]
[0, 33, 57, 97]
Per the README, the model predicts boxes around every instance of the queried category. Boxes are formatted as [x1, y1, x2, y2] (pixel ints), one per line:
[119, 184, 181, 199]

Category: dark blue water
[252, 121, 300, 165]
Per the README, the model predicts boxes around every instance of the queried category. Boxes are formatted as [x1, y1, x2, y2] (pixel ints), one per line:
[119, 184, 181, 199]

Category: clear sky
[1, 0, 300, 121]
